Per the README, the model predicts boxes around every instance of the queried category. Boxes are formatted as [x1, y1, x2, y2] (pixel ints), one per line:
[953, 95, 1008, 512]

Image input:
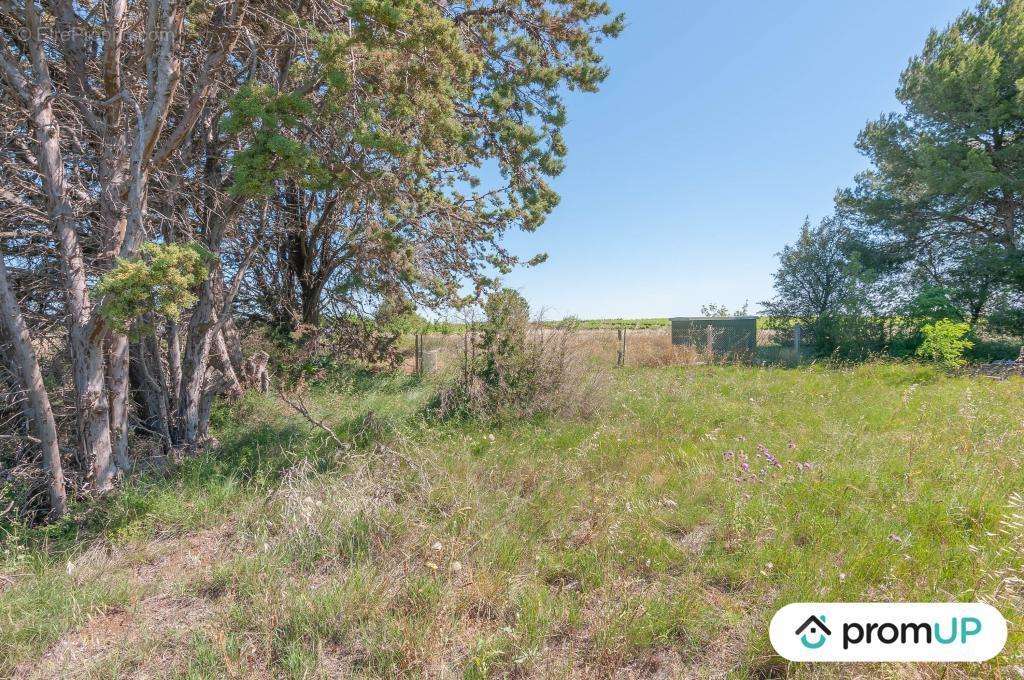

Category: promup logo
[770, 603, 1007, 662]
[795, 615, 831, 649]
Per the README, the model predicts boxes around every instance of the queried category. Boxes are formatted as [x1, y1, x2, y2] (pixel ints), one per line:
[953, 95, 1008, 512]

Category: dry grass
[3, 363, 1024, 678]
[432, 324, 612, 420]
[414, 327, 708, 373]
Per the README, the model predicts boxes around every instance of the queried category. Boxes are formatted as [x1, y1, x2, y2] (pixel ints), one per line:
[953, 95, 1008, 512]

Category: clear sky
[498, 0, 975, 320]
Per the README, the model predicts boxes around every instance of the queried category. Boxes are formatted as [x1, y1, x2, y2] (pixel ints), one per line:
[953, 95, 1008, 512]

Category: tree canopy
[840, 0, 1024, 323]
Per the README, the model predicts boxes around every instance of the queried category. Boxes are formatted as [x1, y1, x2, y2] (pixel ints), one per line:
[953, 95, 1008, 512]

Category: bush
[95, 242, 213, 333]
[478, 289, 532, 398]
[432, 290, 606, 421]
[987, 303, 1024, 338]
[887, 286, 964, 358]
[916, 319, 973, 369]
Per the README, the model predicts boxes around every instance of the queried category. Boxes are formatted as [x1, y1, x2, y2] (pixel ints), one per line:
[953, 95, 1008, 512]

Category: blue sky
[497, 0, 974, 320]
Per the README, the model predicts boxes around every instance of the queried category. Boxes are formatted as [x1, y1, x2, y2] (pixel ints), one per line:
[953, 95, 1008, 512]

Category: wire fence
[408, 325, 806, 375]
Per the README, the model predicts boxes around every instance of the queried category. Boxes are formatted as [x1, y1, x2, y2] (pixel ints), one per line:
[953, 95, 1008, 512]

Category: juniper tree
[0, 0, 621, 516]
[236, 0, 624, 334]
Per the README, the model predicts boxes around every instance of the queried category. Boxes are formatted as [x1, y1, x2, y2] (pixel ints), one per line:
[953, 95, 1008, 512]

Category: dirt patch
[14, 607, 133, 679]
[13, 525, 235, 678]
[15, 594, 214, 679]
[666, 522, 713, 554]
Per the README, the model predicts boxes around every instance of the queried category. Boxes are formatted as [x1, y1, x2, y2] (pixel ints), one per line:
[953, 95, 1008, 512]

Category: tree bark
[212, 327, 244, 398]
[0, 256, 67, 517]
[213, 276, 247, 375]
[106, 334, 131, 471]
[129, 340, 161, 430]
[142, 334, 174, 454]
[176, 273, 218, 447]
[1, 27, 115, 491]
[167, 317, 183, 408]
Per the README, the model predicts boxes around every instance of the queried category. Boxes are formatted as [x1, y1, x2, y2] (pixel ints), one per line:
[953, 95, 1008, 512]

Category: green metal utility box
[670, 317, 758, 355]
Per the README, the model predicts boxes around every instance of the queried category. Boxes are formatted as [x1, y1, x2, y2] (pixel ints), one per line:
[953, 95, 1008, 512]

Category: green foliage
[482, 290, 530, 350]
[435, 289, 601, 421]
[230, 0, 623, 329]
[885, 285, 965, 357]
[94, 243, 214, 333]
[222, 84, 323, 197]
[762, 216, 888, 357]
[916, 319, 974, 369]
[478, 289, 533, 403]
[840, 0, 1024, 315]
[700, 301, 749, 317]
[904, 286, 962, 327]
[988, 302, 1024, 335]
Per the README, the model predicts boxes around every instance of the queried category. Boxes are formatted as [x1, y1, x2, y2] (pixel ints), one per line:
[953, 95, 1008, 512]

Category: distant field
[422, 317, 778, 333]
[420, 318, 672, 333]
[563, 318, 670, 329]
[3, 363, 1023, 677]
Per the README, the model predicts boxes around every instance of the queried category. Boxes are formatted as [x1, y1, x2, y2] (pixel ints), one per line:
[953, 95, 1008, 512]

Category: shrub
[916, 319, 973, 369]
[95, 242, 213, 333]
[888, 286, 964, 358]
[478, 289, 532, 399]
[433, 290, 606, 421]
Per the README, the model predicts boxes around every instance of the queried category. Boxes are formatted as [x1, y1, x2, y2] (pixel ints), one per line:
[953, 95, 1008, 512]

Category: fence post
[414, 333, 422, 374]
[616, 329, 626, 367]
[793, 324, 802, 356]
[706, 324, 714, 356]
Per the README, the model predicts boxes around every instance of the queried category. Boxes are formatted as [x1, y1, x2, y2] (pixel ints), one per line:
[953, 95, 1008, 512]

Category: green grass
[2, 363, 1023, 677]
[559, 317, 671, 329]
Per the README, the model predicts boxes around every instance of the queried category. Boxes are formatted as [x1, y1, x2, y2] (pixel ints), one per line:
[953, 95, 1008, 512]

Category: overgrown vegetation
[2, 363, 1022, 677]
[0, 0, 623, 518]
[4, 0, 1024, 675]
[433, 290, 607, 421]
[916, 319, 974, 369]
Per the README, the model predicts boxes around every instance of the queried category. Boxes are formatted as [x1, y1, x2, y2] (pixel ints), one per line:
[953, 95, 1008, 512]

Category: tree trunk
[167, 317, 183, 409]
[300, 279, 324, 327]
[106, 334, 131, 471]
[76, 327, 116, 491]
[213, 276, 247, 375]
[197, 371, 221, 441]
[129, 340, 161, 430]
[221, 318, 246, 372]
[3, 37, 116, 492]
[0, 257, 67, 517]
[212, 328, 244, 398]
[998, 194, 1017, 248]
[176, 273, 219, 448]
[37, 105, 114, 491]
[142, 335, 174, 454]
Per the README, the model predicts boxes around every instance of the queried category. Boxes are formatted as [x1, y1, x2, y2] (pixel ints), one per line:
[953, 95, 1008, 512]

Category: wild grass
[416, 328, 707, 372]
[1, 363, 1023, 677]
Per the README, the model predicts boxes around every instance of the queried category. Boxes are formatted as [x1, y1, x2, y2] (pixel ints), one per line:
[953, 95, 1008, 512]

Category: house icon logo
[795, 614, 831, 649]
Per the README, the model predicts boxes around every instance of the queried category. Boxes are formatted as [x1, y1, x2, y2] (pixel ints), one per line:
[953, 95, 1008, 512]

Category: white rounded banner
[769, 602, 1007, 662]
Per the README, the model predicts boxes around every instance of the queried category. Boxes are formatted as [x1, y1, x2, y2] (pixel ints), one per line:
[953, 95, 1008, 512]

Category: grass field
[417, 318, 673, 334]
[2, 363, 1023, 678]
